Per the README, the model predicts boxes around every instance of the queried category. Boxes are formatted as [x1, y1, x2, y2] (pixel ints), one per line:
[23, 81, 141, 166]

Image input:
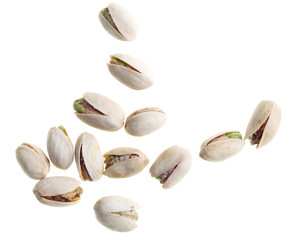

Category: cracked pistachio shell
[103, 147, 149, 178]
[107, 54, 153, 90]
[47, 126, 74, 170]
[15, 143, 50, 180]
[74, 92, 125, 131]
[125, 107, 166, 136]
[149, 145, 192, 189]
[94, 195, 140, 232]
[244, 100, 281, 148]
[199, 131, 245, 162]
[75, 132, 104, 181]
[99, 2, 138, 41]
[33, 176, 82, 207]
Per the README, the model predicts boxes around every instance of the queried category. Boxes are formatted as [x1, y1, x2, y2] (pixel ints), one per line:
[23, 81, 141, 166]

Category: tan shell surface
[109, 3, 138, 41]
[150, 145, 192, 188]
[94, 195, 139, 232]
[103, 147, 149, 178]
[244, 100, 281, 148]
[75, 132, 104, 181]
[99, 11, 125, 40]
[107, 54, 153, 90]
[199, 131, 245, 162]
[33, 176, 81, 206]
[76, 92, 125, 131]
[16, 143, 50, 180]
[125, 108, 166, 136]
[47, 127, 74, 170]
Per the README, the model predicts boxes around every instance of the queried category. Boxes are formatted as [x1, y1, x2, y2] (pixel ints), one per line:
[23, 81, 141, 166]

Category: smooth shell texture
[199, 131, 245, 162]
[75, 92, 125, 131]
[149, 145, 192, 189]
[107, 54, 153, 90]
[125, 108, 166, 136]
[103, 147, 149, 178]
[75, 132, 104, 181]
[94, 195, 140, 232]
[15, 143, 50, 180]
[245, 100, 281, 148]
[99, 3, 138, 41]
[33, 176, 81, 206]
[47, 127, 74, 169]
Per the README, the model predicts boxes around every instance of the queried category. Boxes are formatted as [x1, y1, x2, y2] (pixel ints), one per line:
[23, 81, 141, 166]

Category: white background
[1, 0, 292, 239]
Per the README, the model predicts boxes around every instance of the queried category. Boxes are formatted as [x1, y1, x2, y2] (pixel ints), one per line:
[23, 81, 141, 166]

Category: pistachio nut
[99, 3, 138, 41]
[245, 100, 281, 148]
[47, 126, 74, 170]
[15, 143, 50, 180]
[149, 145, 192, 189]
[125, 107, 166, 136]
[199, 131, 245, 162]
[94, 195, 140, 232]
[107, 54, 153, 90]
[33, 176, 83, 207]
[103, 147, 149, 178]
[75, 132, 104, 181]
[73, 92, 125, 131]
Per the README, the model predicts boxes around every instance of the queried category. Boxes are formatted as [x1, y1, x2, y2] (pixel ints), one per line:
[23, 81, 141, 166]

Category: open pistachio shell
[74, 92, 125, 131]
[149, 145, 192, 189]
[199, 131, 245, 162]
[103, 147, 149, 178]
[33, 176, 82, 207]
[15, 143, 50, 180]
[94, 195, 140, 232]
[75, 132, 104, 181]
[107, 54, 153, 90]
[47, 126, 74, 170]
[125, 107, 166, 136]
[99, 3, 138, 41]
[245, 100, 281, 148]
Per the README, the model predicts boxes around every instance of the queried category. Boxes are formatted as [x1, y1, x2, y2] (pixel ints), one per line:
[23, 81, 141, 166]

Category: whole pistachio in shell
[199, 131, 245, 162]
[33, 176, 83, 207]
[149, 145, 192, 189]
[94, 195, 140, 232]
[15, 143, 50, 180]
[99, 3, 138, 41]
[73, 92, 125, 131]
[107, 54, 153, 90]
[103, 147, 149, 178]
[75, 132, 104, 181]
[125, 107, 166, 136]
[47, 126, 74, 170]
[245, 100, 281, 148]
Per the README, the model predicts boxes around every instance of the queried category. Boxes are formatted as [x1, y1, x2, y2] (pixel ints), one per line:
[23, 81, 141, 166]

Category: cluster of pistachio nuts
[15, 2, 194, 233]
[15, 1, 282, 233]
[199, 100, 281, 162]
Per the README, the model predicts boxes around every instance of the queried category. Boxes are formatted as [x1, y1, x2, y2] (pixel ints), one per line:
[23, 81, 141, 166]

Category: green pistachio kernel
[73, 98, 86, 113]
[225, 132, 242, 139]
[156, 176, 162, 181]
[58, 125, 68, 137]
[115, 58, 128, 67]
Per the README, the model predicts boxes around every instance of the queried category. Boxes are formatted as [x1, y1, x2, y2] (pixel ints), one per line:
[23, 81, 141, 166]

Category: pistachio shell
[244, 100, 281, 148]
[125, 107, 166, 136]
[33, 176, 82, 207]
[15, 143, 50, 180]
[94, 195, 140, 232]
[75, 132, 104, 181]
[199, 131, 245, 162]
[47, 126, 74, 169]
[149, 145, 192, 189]
[103, 147, 149, 178]
[107, 54, 153, 90]
[99, 3, 138, 41]
[74, 92, 125, 131]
